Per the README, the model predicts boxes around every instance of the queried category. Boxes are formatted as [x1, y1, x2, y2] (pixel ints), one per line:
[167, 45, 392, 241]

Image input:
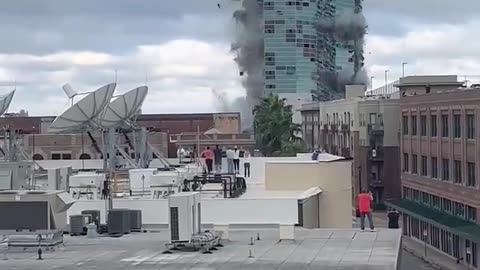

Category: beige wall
[265, 161, 352, 228]
[213, 113, 240, 134]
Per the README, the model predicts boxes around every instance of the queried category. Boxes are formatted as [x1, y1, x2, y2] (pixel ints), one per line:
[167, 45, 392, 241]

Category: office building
[333, 0, 355, 74]
[387, 75, 480, 268]
[301, 85, 401, 207]
[263, 0, 335, 100]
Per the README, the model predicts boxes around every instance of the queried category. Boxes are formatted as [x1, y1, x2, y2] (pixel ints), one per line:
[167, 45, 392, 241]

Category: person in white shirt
[243, 149, 251, 177]
[226, 147, 235, 174]
[233, 146, 240, 174]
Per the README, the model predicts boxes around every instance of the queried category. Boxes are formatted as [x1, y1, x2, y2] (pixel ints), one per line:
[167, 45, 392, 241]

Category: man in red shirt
[201, 146, 214, 174]
[357, 189, 375, 231]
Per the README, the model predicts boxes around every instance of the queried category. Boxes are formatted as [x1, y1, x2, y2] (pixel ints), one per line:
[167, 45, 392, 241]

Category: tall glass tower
[333, 0, 355, 75]
[263, 0, 335, 99]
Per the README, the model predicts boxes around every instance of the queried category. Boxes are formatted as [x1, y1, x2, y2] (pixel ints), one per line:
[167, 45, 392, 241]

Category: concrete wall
[67, 197, 298, 226]
[265, 160, 352, 228]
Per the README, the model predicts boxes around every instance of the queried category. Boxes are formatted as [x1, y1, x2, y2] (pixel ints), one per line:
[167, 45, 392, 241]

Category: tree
[253, 94, 305, 156]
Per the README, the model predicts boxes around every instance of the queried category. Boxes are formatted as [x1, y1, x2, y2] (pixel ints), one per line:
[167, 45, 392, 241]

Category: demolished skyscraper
[228, 0, 367, 126]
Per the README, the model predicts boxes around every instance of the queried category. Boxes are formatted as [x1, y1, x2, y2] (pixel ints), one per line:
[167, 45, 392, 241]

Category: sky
[1, 0, 480, 116]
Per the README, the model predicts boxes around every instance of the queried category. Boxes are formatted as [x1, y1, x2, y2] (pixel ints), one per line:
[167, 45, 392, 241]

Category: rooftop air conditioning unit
[129, 209, 142, 232]
[108, 209, 131, 235]
[70, 214, 92, 236]
[168, 192, 201, 242]
[81, 210, 101, 227]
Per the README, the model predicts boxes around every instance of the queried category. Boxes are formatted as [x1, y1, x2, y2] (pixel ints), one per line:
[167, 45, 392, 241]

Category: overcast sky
[1, 0, 480, 116]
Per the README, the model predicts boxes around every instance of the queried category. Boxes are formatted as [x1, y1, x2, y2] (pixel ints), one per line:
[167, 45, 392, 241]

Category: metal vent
[170, 207, 179, 241]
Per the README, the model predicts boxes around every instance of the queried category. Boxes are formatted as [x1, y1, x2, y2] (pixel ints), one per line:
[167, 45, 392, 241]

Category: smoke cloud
[316, 9, 369, 99]
[225, 0, 264, 132]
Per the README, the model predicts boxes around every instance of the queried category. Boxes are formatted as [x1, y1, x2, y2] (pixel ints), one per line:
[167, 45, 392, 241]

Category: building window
[420, 115, 427, 136]
[442, 198, 452, 213]
[442, 114, 449, 138]
[412, 189, 420, 201]
[432, 195, 440, 209]
[51, 153, 61, 160]
[431, 157, 438, 179]
[467, 114, 475, 140]
[421, 156, 428, 176]
[454, 160, 462, 184]
[412, 154, 418, 174]
[32, 154, 44, 160]
[421, 192, 430, 205]
[467, 206, 477, 222]
[402, 115, 408, 135]
[442, 159, 450, 181]
[403, 153, 409, 172]
[431, 114, 437, 137]
[411, 115, 417, 135]
[453, 114, 461, 138]
[467, 162, 476, 187]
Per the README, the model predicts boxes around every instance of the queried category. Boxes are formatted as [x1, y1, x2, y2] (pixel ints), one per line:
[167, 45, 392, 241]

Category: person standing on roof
[357, 189, 375, 232]
[213, 145, 223, 173]
[201, 146, 214, 174]
[233, 146, 240, 174]
[226, 146, 235, 174]
[243, 149, 251, 177]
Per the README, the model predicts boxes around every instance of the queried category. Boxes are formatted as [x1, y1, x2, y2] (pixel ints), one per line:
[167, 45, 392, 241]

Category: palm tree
[253, 94, 305, 156]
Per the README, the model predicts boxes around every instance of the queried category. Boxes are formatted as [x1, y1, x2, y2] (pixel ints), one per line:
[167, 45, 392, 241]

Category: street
[401, 250, 437, 270]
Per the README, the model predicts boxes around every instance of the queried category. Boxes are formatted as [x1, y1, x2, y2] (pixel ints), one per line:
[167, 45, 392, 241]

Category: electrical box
[129, 168, 157, 192]
[150, 171, 179, 187]
[168, 192, 201, 242]
[59, 166, 72, 191]
[48, 168, 61, 190]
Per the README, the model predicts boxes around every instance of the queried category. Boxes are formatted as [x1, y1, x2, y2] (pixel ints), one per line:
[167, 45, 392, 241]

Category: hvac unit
[81, 210, 101, 227]
[107, 209, 131, 235]
[70, 214, 92, 235]
[129, 209, 142, 232]
[168, 192, 201, 242]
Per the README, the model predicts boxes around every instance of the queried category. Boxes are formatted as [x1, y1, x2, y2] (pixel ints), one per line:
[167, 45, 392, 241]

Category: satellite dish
[99, 86, 148, 128]
[62, 83, 78, 99]
[48, 83, 116, 133]
[0, 90, 15, 116]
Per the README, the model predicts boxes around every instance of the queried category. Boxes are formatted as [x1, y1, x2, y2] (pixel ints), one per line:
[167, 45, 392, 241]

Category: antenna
[49, 83, 116, 133]
[98, 86, 148, 128]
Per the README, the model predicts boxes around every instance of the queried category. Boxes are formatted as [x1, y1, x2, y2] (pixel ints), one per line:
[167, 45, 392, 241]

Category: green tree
[253, 94, 305, 156]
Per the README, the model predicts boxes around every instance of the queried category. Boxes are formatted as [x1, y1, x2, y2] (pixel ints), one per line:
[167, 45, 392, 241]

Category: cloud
[365, 20, 480, 89]
[3, 39, 244, 116]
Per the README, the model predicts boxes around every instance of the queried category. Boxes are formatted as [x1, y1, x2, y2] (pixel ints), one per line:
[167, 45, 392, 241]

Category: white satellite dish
[48, 83, 116, 133]
[0, 90, 15, 116]
[62, 83, 78, 99]
[99, 86, 148, 128]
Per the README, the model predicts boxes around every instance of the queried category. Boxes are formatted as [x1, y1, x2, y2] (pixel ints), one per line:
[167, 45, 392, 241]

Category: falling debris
[229, 0, 264, 131]
[217, 3, 221, 8]
[316, 8, 369, 99]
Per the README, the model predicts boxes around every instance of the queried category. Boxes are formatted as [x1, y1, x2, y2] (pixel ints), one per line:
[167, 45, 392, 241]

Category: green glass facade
[263, 0, 335, 97]
[333, 0, 355, 74]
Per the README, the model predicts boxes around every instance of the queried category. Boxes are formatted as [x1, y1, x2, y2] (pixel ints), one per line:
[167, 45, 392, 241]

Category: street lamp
[402, 62, 408, 77]
[32, 126, 36, 158]
[384, 70, 390, 95]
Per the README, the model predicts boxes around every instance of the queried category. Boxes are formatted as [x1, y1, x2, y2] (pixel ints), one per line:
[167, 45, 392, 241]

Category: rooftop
[0, 228, 402, 270]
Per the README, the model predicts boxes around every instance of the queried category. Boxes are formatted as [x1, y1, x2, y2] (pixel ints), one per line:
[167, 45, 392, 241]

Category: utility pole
[402, 62, 408, 77]
[384, 70, 390, 96]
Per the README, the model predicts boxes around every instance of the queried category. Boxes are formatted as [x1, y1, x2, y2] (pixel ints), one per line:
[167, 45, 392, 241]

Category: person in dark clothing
[387, 208, 400, 229]
[213, 145, 223, 173]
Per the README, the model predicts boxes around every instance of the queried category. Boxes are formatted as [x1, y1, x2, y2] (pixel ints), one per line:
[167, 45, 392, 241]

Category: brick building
[387, 75, 480, 268]
[0, 112, 246, 158]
